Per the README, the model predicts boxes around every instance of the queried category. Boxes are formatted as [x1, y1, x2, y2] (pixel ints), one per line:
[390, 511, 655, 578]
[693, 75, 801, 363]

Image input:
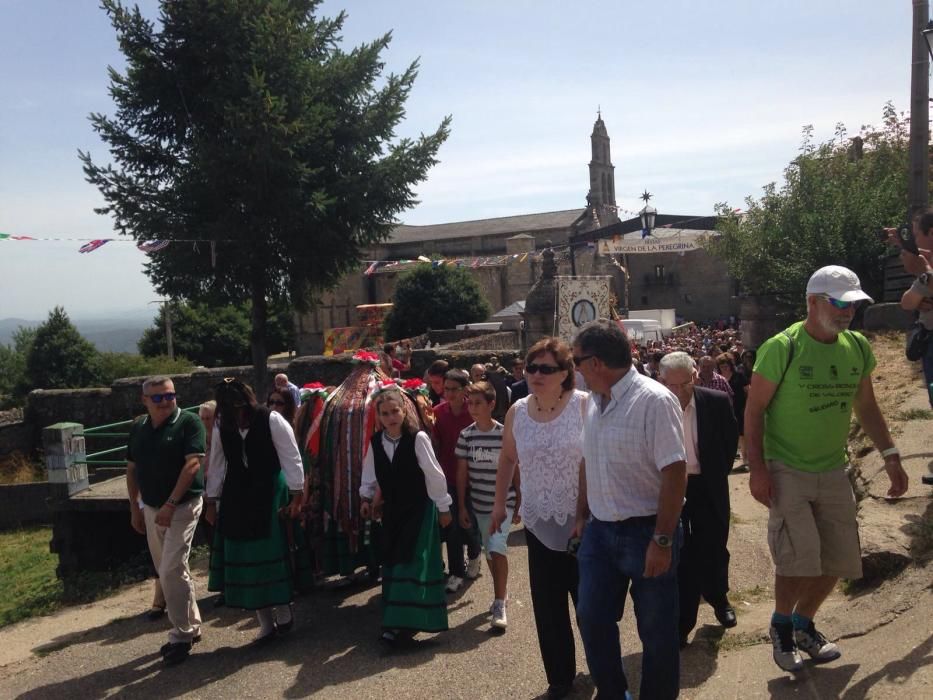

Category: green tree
[0, 327, 36, 405]
[383, 264, 491, 340]
[97, 352, 195, 385]
[80, 0, 450, 390]
[708, 103, 919, 308]
[138, 301, 293, 366]
[24, 308, 102, 391]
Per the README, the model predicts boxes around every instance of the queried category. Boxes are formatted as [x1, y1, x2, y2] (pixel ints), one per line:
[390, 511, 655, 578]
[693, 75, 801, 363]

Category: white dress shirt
[360, 431, 453, 511]
[583, 368, 687, 522]
[683, 395, 701, 475]
[206, 411, 305, 498]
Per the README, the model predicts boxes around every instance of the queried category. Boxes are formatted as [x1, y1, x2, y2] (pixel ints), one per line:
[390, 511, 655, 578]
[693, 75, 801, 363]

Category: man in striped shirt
[456, 381, 521, 630]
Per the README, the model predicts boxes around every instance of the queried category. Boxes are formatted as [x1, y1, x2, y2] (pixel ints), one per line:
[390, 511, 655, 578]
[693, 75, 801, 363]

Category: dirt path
[0, 332, 929, 698]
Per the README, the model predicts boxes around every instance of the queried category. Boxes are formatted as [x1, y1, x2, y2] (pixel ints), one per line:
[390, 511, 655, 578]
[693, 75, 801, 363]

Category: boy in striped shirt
[456, 381, 521, 630]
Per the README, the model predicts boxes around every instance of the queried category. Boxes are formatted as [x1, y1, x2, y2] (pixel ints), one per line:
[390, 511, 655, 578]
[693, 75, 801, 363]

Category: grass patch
[894, 408, 933, 422]
[0, 527, 63, 627]
[713, 631, 764, 652]
[0, 452, 44, 485]
[0, 527, 172, 629]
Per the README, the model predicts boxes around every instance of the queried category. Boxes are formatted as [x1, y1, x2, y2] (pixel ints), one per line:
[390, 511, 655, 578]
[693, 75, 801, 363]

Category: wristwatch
[652, 533, 673, 548]
[166, 496, 179, 506]
[919, 271, 931, 288]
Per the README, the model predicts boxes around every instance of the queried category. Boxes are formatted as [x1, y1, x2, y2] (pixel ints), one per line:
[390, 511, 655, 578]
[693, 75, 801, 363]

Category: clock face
[571, 299, 596, 327]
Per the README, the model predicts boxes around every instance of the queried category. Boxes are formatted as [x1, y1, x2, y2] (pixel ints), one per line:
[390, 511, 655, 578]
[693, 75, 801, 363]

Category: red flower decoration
[302, 382, 325, 390]
[401, 378, 424, 390]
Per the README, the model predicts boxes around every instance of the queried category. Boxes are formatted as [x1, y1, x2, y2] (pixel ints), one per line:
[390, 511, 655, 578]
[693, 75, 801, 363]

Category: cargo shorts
[766, 460, 862, 579]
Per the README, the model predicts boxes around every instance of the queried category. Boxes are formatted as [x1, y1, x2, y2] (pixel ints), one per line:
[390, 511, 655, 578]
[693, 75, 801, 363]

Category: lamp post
[908, 1, 930, 216]
[639, 189, 657, 237]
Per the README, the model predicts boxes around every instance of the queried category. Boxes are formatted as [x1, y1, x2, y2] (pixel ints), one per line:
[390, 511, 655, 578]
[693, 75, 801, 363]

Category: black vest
[372, 431, 429, 566]
[218, 408, 282, 540]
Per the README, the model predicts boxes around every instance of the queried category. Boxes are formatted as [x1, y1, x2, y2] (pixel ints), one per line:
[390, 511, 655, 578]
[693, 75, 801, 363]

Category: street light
[639, 189, 657, 238]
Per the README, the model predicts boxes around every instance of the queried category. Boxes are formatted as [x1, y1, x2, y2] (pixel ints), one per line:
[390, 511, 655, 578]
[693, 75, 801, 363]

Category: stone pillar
[505, 234, 536, 305]
[43, 422, 88, 498]
[521, 243, 558, 350]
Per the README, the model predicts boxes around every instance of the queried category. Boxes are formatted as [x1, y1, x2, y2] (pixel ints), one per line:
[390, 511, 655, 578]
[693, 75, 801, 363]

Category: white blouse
[359, 431, 452, 512]
[205, 411, 304, 499]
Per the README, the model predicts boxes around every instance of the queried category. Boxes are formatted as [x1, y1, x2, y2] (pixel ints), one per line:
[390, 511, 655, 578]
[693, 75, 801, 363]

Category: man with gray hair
[274, 373, 301, 407]
[126, 376, 206, 665]
[659, 352, 738, 648]
[746, 265, 908, 673]
[572, 319, 686, 700]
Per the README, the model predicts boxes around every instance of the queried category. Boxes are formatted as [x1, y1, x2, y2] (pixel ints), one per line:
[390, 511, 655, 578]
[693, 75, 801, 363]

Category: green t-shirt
[754, 321, 875, 473]
[127, 408, 206, 508]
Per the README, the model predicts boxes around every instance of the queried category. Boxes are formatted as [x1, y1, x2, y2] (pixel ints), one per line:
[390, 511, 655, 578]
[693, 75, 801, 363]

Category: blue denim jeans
[577, 516, 682, 700]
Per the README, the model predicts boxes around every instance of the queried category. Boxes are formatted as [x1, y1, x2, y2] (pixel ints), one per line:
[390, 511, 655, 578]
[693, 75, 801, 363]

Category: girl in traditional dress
[204, 379, 307, 643]
[360, 384, 452, 645]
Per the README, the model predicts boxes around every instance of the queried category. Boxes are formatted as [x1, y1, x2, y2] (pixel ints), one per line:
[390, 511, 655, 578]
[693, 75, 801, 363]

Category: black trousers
[526, 527, 579, 687]
[444, 487, 481, 577]
[678, 475, 730, 637]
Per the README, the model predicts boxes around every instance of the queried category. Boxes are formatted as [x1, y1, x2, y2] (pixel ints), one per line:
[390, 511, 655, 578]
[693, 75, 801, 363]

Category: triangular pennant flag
[79, 239, 111, 253]
[137, 240, 170, 253]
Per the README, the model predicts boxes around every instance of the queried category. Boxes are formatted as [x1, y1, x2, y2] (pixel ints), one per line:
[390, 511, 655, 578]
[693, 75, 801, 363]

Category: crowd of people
[126, 262, 920, 699]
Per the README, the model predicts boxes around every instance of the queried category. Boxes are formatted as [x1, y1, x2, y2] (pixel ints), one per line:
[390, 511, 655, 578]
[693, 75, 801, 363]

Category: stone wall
[625, 248, 739, 322]
[0, 421, 33, 458]
[443, 332, 520, 352]
[0, 482, 52, 529]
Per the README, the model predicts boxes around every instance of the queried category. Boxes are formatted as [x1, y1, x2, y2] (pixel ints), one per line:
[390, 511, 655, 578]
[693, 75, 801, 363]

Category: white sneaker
[794, 623, 841, 663]
[466, 555, 482, 580]
[770, 623, 804, 672]
[491, 600, 508, 629]
[445, 575, 464, 593]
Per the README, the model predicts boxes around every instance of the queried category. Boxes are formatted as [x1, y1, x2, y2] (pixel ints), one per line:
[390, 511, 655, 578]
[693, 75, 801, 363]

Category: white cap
[806, 265, 873, 303]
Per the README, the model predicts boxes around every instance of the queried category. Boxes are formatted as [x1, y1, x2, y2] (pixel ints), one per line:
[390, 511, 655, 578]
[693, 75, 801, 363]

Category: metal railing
[77, 406, 201, 466]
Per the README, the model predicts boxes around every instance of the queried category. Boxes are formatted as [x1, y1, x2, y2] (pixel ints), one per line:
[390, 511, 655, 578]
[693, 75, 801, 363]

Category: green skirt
[381, 505, 448, 633]
[318, 519, 381, 576]
[208, 471, 313, 609]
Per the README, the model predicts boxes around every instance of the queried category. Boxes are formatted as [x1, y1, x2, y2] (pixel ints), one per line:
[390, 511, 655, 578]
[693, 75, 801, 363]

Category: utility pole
[909, 0, 930, 216]
[149, 299, 174, 360]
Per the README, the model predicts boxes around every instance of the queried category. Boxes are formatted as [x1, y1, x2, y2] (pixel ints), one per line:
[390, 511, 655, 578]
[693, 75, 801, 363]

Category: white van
[620, 319, 662, 343]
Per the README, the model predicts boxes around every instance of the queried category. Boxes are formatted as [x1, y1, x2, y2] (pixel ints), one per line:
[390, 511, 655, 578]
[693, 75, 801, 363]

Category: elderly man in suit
[660, 351, 739, 647]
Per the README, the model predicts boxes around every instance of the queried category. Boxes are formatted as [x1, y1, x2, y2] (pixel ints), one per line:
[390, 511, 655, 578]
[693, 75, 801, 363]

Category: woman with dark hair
[266, 388, 297, 425]
[717, 353, 749, 468]
[204, 378, 307, 643]
[490, 337, 587, 698]
[739, 349, 756, 378]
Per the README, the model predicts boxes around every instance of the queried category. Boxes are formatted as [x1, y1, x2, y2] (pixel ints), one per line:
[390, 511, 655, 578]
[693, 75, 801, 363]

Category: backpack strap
[778, 329, 796, 385]
[844, 330, 869, 374]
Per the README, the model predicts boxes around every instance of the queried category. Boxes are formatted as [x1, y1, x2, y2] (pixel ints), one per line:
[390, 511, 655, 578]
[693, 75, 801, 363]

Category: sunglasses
[525, 363, 562, 375]
[571, 355, 593, 366]
[267, 399, 285, 407]
[820, 295, 856, 310]
[146, 392, 177, 404]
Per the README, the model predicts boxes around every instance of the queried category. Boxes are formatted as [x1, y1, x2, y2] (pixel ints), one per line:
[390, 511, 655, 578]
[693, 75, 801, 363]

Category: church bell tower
[588, 111, 617, 218]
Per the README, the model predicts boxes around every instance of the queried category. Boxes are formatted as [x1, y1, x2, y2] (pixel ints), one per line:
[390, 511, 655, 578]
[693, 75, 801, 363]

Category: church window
[654, 264, 665, 280]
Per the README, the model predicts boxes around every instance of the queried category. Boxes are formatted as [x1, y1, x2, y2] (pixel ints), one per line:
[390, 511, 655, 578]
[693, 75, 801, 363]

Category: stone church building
[295, 114, 737, 354]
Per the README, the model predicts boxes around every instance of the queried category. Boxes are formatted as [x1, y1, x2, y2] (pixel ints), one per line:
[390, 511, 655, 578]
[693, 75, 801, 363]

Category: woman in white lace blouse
[491, 337, 587, 699]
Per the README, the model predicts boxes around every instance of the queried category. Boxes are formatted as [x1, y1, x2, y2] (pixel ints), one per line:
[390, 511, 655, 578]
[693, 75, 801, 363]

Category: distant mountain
[0, 309, 156, 353]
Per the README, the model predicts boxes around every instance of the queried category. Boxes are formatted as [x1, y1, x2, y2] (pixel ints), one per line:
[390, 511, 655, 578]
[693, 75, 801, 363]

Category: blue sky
[0, 0, 914, 319]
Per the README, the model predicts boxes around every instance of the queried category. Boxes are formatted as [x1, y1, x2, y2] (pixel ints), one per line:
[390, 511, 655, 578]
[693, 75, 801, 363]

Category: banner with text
[597, 228, 714, 255]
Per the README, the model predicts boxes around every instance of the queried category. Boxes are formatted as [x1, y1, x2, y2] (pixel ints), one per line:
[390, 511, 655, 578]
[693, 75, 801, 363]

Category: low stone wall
[443, 331, 520, 352]
[427, 329, 499, 346]
[0, 421, 33, 458]
[0, 481, 52, 529]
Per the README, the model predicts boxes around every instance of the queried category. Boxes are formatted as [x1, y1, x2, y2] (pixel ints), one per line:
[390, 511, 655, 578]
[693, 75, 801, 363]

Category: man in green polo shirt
[746, 266, 908, 675]
[126, 376, 205, 666]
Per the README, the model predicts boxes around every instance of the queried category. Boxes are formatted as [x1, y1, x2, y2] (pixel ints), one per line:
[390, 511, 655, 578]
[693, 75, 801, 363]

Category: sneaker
[491, 600, 508, 630]
[161, 641, 192, 666]
[769, 623, 804, 672]
[795, 623, 841, 663]
[445, 575, 464, 593]
[466, 555, 483, 580]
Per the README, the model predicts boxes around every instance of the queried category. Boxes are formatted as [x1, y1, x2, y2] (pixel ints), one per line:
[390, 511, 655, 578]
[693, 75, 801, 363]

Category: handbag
[905, 322, 930, 361]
